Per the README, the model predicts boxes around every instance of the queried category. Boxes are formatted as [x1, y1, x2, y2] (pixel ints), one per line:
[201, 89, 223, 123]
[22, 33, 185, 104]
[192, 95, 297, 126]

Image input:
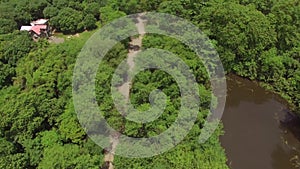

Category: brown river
[221, 75, 300, 169]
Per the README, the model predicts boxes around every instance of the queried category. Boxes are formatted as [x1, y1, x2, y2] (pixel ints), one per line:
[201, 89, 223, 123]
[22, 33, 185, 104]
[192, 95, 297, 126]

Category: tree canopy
[0, 0, 299, 168]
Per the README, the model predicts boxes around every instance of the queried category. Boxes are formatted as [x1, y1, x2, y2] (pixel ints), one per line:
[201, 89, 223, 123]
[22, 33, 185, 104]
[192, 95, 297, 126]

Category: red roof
[31, 25, 47, 35]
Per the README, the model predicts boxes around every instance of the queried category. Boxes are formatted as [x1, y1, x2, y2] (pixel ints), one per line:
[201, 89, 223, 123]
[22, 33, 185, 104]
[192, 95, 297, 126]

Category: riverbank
[221, 74, 300, 169]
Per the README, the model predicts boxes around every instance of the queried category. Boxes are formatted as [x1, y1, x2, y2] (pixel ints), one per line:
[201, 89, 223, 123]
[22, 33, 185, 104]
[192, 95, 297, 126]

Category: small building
[20, 19, 50, 39]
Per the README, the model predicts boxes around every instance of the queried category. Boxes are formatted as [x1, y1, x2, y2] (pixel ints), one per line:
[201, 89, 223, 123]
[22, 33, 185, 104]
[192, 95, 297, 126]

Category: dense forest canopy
[0, 0, 299, 168]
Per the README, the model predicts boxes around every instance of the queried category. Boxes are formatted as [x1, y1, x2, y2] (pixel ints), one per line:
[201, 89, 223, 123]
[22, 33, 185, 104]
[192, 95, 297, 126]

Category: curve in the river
[221, 75, 300, 169]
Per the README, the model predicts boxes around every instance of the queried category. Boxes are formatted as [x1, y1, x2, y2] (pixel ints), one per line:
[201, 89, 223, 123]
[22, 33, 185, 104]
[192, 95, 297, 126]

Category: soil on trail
[48, 36, 65, 44]
[102, 13, 146, 169]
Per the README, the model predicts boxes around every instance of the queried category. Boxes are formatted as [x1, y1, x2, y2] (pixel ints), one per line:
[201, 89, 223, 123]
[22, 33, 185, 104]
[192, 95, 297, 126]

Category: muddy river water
[221, 75, 300, 169]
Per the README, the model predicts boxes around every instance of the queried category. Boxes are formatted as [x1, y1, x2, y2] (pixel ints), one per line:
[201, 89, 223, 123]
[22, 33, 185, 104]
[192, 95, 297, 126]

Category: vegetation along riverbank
[0, 0, 298, 168]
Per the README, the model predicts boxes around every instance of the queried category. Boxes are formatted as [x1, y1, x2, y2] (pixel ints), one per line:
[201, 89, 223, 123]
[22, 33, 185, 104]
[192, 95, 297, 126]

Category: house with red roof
[20, 19, 50, 39]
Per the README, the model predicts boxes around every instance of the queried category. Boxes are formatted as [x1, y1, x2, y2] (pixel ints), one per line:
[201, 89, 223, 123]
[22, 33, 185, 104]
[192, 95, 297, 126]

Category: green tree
[259, 48, 285, 82]
[270, 0, 300, 52]
[0, 19, 17, 34]
[84, 2, 101, 18]
[200, 2, 276, 78]
[239, 0, 274, 14]
[51, 8, 84, 33]
[0, 153, 27, 169]
[43, 6, 59, 18]
[38, 144, 101, 169]
[81, 14, 97, 30]
[57, 102, 86, 144]
[99, 6, 126, 24]
[52, 0, 70, 9]
[0, 32, 33, 88]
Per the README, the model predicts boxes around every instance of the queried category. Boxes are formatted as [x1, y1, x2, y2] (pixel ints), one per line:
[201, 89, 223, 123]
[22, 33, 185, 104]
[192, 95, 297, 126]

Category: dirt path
[48, 36, 65, 44]
[102, 14, 146, 169]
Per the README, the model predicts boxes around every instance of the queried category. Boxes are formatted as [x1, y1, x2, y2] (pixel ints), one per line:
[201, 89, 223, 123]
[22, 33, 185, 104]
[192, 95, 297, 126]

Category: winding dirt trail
[102, 14, 146, 169]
